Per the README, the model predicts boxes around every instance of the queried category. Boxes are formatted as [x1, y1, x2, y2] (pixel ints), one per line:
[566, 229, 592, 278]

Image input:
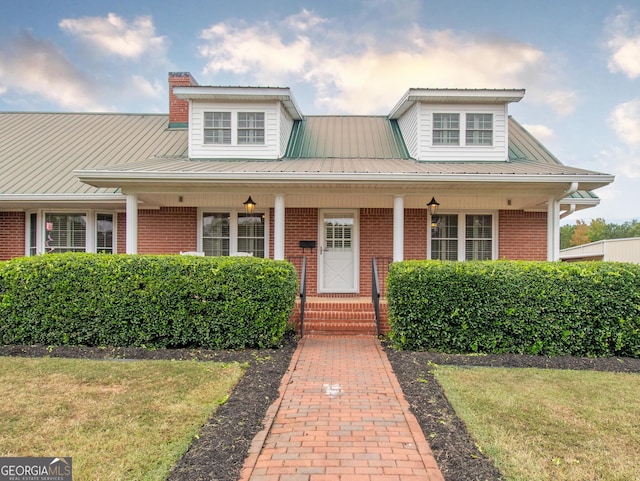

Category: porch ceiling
[132, 186, 596, 213]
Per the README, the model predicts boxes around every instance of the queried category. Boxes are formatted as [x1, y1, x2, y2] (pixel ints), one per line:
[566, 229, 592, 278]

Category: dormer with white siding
[171, 80, 303, 160]
[389, 89, 525, 162]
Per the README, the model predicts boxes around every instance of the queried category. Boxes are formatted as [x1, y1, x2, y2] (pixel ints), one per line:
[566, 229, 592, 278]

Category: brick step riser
[303, 313, 376, 321]
[303, 325, 378, 336]
[299, 304, 374, 311]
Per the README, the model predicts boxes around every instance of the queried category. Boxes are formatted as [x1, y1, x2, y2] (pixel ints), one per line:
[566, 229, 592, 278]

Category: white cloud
[522, 124, 554, 141]
[198, 11, 576, 115]
[605, 8, 640, 79]
[609, 99, 640, 145]
[542, 89, 578, 117]
[131, 75, 163, 99]
[59, 13, 167, 60]
[283, 9, 326, 32]
[0, 32, 107, 111]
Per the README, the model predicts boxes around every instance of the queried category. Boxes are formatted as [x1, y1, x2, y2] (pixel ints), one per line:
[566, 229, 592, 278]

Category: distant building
[560, 238, 640, 263]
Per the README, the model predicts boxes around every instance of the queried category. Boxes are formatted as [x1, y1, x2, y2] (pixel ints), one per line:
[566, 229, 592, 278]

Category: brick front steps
[290, 297, 389, 336]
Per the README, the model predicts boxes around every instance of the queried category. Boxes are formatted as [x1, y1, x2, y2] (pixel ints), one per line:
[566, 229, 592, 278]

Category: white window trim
[197, 208, 270, 258]
[428, 211, 498, 261]
[202, 111, 266, 146]
[25, 209, 117, 256]
[432, 112, 494, 148]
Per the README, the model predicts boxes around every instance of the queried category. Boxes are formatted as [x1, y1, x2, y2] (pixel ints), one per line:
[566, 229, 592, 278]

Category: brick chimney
[168, 72, 198, 128]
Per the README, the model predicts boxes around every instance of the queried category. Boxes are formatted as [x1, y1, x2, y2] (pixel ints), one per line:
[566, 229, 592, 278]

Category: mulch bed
[2, 340, 639, 481]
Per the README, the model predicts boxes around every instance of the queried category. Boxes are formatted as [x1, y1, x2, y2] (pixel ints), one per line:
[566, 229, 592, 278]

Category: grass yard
[0, 357, 245, 481]
[433, 366, 640, 481]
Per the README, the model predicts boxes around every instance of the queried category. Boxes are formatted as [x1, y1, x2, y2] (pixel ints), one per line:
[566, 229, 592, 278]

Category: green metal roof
[285, 116, 411, 159]
[0, 112, 187, 196]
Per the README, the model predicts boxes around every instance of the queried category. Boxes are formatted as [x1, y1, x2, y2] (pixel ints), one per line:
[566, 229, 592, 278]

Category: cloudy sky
[1, 0, 639, 224]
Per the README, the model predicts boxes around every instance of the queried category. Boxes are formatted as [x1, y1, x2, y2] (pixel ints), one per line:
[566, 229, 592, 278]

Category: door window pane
[325, 217, 353, 250]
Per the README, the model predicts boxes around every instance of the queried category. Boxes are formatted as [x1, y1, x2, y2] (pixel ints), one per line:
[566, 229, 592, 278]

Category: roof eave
[389, 88, 526, 119]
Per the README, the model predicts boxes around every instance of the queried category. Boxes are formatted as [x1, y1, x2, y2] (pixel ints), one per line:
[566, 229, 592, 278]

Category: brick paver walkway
[239, 336, 445, 481]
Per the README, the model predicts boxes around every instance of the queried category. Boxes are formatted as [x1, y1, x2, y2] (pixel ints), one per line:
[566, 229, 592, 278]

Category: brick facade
[118, 207, 198, 254]
[0, 212, 25, 260]
[277, 208, 319, 295]
[498, 210, 547, 260]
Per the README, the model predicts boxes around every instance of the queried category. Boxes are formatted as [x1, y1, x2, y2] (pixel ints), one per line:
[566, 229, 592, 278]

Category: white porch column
[126, 194, 138, 254]
[393, 195, 404, 262]
[547, 196, 560, 261]
[274, 194, 285, 260]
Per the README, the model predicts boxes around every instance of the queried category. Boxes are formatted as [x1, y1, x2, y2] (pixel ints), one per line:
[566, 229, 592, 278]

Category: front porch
[288, 256, 391, 336]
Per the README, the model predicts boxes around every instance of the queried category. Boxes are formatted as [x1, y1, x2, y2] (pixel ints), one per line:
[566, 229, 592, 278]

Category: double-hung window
[465, 215, 493, 260]
[430, 214, 458, 261]
[237, 213, 265, 257]
[466, 113, 493, 145]
[204, 112, 231, 144]
[202, 213, 230, 256]
[45, 213, 86, 253]
[201, 211, 266, 257]
[430, 213, 494, 261]
[237, 112, 265, 144]
[433, 113, 460, 145]
[96, 213, 114, 254]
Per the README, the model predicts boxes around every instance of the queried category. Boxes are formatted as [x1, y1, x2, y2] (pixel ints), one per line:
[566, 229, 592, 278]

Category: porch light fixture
[243, 196, 256, 214]
[427, 197, 440, 216]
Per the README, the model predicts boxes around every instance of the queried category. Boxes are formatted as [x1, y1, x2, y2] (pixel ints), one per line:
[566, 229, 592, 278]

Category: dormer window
[203, 111, 265, 145]
[238, 112, 265, 144]
[466, 113, 493, 145]
[432, 112, 493, 147]
[204, 112, 231, 144]
[433, 113, 460, 145]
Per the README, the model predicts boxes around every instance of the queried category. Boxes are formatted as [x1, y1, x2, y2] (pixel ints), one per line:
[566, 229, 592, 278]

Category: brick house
[0, 72, 614, 334]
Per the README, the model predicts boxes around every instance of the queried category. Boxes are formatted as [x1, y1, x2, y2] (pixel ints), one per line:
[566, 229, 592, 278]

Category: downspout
[548, 182, 578, 261]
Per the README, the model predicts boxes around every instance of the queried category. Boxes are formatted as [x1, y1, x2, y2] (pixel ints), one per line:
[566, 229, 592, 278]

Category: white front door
[318, 210, 359, 293]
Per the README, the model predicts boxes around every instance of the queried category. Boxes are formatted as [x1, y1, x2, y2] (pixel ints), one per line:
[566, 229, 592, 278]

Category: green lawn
[434, 366, 640, 481]
[0, 357, 245, 481]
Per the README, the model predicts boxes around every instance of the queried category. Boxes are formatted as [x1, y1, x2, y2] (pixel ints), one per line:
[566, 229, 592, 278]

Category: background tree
[560, 218, 640, 249]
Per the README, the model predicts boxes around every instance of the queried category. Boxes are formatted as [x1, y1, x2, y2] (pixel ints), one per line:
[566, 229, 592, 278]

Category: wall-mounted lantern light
[243, 196, 256, 214]
[427, 197, 440, 216]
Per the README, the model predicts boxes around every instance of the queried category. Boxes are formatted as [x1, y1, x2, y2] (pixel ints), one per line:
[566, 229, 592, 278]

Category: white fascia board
[389, 88, 526, 119]
[559, 196, 600, 206]
[173, 86, 303, 120]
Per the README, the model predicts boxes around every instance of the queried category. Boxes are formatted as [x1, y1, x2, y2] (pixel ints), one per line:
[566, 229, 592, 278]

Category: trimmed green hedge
[387, 260, 640, 357]
[0, 253, 297, 349]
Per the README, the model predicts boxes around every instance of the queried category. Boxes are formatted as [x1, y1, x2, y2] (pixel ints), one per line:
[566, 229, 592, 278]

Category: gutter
[75, 170, 615, 186]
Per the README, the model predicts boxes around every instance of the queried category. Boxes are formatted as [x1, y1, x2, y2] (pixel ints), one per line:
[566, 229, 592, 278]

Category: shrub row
[387, 260, 640, 357]
[0, 253, 298, 349]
